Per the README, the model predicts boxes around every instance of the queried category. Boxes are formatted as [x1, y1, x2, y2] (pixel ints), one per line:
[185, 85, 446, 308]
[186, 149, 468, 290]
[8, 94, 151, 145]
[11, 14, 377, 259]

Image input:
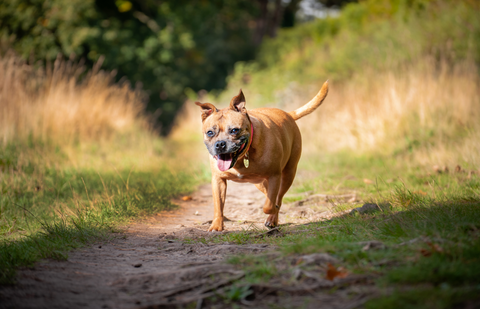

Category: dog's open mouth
[214, 140, 247, 172]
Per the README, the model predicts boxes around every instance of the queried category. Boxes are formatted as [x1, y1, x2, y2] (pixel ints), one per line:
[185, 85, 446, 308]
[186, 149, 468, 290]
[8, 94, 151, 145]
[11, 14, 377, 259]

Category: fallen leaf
[420, 248, 432, 257]
[427, 242, 444, 253]
[325, 263, 348, 281]
[420, 242, 443, 257]
[363, 178, 374, 184]
[182, 196, 193, 201]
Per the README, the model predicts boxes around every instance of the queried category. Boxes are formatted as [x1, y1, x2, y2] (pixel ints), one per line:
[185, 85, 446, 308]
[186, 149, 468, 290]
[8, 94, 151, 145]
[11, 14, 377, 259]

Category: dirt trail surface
[0, 181, 373, 309]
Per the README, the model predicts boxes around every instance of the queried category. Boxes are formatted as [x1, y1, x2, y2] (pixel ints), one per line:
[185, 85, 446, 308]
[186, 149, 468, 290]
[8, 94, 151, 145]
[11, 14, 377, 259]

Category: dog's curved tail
[289, 81, 329, 121]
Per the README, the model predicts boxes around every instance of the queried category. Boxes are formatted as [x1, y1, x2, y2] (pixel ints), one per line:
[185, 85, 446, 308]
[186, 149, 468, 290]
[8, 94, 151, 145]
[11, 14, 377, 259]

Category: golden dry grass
[296, 58, 480, 168]
[0, 52, 149, 146]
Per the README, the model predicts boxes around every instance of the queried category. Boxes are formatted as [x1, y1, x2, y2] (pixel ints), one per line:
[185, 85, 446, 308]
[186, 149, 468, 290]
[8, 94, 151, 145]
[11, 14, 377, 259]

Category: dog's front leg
[209, 176, 227, 232]
[263, 175, 281, 228]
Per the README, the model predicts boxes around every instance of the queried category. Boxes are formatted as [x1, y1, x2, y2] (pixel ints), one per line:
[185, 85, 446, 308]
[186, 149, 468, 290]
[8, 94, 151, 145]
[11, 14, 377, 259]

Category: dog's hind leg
[265, 155, 300, 228]
[256, 180, 282, 229]
[262, 175, 281, 217]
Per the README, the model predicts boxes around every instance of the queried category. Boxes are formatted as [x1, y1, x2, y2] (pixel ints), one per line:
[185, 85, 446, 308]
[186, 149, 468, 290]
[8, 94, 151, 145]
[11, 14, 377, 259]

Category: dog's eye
[230, 128, 240, 135]
[206, 130, 215, 137]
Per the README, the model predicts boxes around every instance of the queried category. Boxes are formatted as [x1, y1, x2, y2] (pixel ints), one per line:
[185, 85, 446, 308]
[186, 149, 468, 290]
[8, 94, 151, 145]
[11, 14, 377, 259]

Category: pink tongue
[217, 157, 232, 171]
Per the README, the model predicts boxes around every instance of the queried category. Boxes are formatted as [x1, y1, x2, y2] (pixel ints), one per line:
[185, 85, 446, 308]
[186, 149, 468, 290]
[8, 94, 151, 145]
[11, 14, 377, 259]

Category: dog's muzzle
[213, 139, 248, 172]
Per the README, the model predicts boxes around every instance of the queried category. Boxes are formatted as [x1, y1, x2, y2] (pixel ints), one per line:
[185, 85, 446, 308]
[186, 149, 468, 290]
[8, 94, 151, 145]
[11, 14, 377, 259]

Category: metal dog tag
[243, 157, 249, 168]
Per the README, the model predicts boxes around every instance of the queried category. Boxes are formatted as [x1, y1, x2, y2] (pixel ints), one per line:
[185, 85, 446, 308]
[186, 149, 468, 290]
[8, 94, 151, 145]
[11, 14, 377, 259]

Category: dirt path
[0, 182, 367, 309]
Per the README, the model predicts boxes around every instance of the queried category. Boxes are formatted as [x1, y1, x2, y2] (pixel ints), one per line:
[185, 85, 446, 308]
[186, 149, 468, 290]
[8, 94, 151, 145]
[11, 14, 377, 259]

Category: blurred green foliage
[220, 0, 480, 106]
[257, 0, 480, 74]
[0, 0, 258, 131]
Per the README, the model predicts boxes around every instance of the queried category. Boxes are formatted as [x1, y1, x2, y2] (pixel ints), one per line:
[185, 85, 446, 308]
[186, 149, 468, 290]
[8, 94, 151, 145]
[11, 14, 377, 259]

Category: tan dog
[195, 81, 329, 231]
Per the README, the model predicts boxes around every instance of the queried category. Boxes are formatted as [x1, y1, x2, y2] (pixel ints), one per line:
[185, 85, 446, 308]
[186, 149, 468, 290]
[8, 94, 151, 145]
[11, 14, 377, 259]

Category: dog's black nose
[215, 141, 227, 151]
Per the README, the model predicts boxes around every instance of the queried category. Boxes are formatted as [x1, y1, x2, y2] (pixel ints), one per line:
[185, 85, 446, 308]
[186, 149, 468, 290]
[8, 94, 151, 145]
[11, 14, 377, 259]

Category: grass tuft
[0, 215, 110, 284]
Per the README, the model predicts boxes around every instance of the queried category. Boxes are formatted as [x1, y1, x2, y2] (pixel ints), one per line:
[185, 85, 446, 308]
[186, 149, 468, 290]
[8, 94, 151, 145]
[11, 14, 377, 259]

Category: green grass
[366, 287, 480, 309]
[0, 214, 115, 285]
[0, 142, 199, 284]
[191, 153, 480, 307]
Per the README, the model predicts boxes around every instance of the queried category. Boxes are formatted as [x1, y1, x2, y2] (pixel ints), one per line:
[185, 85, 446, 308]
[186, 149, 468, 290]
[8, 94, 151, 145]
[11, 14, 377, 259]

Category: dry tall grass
[171, 58, 480, 169]
[0, 52, 149, 146]
[296, 58, 480, 167]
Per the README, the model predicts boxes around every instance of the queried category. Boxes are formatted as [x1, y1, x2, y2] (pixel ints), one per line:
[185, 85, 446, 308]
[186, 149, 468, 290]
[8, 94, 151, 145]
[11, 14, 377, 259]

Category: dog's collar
[245, 122, 253, 154]
[241, 122, 253, 168]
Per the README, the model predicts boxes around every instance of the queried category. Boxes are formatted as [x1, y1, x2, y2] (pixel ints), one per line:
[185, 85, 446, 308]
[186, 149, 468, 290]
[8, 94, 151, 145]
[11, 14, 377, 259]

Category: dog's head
[195, 89, 251, 172]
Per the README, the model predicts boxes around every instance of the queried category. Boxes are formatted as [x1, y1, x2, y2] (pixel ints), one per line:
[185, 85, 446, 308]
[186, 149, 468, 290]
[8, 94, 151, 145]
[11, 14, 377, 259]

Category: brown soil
[0, 182, 374, 309]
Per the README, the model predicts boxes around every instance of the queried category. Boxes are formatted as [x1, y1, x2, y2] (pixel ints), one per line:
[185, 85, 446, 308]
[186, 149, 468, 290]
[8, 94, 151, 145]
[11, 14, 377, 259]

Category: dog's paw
[264, 214, 278, 229]
[207, 226, 223, 232]
[264, 221, 276, 229]
[207, 219, 224, 232]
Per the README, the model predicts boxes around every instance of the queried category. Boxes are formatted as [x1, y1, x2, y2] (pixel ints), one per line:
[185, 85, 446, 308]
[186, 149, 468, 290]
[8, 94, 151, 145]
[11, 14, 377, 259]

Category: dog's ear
[229, 89, 246, 113]
[195, 102, 218, 122]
